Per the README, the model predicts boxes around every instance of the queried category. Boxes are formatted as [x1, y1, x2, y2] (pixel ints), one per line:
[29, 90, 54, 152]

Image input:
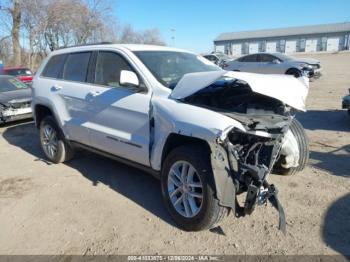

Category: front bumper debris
[221, 128, 287, 233]
[0, 105, 32, 123]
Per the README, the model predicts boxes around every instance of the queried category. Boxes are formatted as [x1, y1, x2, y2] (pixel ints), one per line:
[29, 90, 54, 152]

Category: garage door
[215, 45, 225, 53]
[285, 40, 297, 53]
[249, 42, 259, 54]
[305, 39, 318, 52]
[231, 44, 242, 56]
[327, 37, 339, 52]
[266, 41, 277, 52]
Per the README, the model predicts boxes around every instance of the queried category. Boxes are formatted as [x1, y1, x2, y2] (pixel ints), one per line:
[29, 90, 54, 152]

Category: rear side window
[259, 54, 275, 62]
[95, 51, 132, 87]
[41, 54, 66, 78]
[63, 52, 91, 82]
[241, 54, 258, 62]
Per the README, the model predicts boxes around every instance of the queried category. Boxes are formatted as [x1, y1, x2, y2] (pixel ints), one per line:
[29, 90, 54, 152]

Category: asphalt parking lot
[0, 52, 349, 255]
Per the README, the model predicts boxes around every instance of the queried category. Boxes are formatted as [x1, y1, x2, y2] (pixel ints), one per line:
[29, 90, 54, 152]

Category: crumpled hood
[170, 71, 309, 111]
[292, 57, 320, 64]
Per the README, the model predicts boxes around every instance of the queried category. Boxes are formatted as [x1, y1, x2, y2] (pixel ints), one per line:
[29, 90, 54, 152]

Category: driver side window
[95, 51, 134, 88]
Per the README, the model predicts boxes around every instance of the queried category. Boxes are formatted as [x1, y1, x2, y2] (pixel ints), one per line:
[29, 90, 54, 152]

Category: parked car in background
[32, 44, 310, 232]
[225, 53, 322, 79]
[3, 67, 34, 85]
[342, 88, 350, 116]
[0, 75, 32, 124]
[203, 52, 233, 68]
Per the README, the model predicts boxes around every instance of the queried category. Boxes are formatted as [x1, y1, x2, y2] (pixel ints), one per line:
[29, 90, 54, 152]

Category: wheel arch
[160, 133, 236, 210]
[34, 104, 54, 128]
[285, 67, 301, 75]
[161, 133, 211, 167]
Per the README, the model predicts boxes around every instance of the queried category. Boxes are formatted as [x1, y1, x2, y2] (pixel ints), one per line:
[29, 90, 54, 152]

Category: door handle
[51, 85, 62, 91]
[88, 91, 101, 97]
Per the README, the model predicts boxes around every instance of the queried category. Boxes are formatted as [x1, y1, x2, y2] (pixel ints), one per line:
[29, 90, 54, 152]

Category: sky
[114, 0, 350, 53]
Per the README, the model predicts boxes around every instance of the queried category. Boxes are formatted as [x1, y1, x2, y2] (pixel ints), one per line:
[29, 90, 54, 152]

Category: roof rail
[58, 42, 114, 50]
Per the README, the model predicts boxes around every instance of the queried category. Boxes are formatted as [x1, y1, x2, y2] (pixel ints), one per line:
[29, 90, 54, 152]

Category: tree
[1, 0, 22, 65]
[119, 24, 165, 45]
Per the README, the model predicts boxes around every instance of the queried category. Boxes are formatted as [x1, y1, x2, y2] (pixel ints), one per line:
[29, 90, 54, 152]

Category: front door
[86, 51, 151, 166]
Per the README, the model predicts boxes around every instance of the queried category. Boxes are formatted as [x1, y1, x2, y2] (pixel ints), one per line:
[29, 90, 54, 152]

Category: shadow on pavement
[322, 193, 350, 256]
[309, 145, 350, 178]
[296, 110, 350, 132]
[2, 122, 174, 227]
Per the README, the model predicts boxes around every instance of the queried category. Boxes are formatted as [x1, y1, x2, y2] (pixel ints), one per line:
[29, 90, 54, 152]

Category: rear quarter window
[41, 54, 67, 78]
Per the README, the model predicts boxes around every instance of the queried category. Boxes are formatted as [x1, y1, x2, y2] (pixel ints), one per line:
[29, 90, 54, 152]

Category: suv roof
[53, 44, 191, 54]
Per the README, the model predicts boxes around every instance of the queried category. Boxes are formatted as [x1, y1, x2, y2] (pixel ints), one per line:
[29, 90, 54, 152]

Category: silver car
[225, 53, 321, 78]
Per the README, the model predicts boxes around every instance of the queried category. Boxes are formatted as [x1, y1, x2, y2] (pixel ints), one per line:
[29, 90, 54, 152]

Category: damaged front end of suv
[169, 71, 309, 232]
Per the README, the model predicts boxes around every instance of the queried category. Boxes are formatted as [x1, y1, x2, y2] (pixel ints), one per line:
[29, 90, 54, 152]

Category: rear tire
[161, 145, 227, 231]
[39, 116, 74, 163]
[274, 119, 309, 176]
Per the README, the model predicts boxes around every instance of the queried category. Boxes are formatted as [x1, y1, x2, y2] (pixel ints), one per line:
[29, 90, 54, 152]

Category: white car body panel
[171, 71, 308, 111]
[150, 97, 245, 170]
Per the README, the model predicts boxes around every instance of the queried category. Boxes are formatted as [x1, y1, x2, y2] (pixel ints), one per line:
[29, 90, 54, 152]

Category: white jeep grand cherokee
[32, 44, 309, 232]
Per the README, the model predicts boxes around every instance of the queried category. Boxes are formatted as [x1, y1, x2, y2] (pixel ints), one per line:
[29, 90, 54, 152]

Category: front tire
[286, 68, 302, 78]
[274, 119, 309, 176]
[39, 116, 74, 163]
[161, 145, 227, 231]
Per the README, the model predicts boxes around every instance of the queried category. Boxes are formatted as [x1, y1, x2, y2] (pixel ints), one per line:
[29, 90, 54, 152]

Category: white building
[214, 22, 350, 56]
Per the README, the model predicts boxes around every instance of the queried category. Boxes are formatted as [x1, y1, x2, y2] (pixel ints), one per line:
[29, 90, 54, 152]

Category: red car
[3, 67, 34, 84]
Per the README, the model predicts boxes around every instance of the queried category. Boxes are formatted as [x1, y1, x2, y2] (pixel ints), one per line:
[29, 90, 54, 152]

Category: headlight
[299, 63, 312, 69]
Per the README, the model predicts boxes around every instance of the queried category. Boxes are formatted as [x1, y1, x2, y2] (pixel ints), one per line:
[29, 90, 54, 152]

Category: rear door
[238, 54, 260, 73]
[85, 50, 151, 166]
[40, 52, 94, 144]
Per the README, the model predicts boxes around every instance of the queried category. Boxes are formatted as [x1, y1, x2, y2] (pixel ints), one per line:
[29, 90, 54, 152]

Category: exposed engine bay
[182, 78, 298, 232]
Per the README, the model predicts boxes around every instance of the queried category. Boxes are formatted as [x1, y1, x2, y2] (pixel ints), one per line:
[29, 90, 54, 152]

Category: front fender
[150, 97, 243, 209]
[150, 97, 245, 171]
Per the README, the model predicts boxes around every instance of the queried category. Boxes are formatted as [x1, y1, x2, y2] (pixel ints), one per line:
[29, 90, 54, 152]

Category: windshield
[0, 76, 28, 92]
[134, 51, 221, 89]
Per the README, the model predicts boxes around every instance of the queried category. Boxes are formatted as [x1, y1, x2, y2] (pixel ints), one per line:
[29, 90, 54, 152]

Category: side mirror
[120, 70, 139, 87]
[272, 59, 280, 64]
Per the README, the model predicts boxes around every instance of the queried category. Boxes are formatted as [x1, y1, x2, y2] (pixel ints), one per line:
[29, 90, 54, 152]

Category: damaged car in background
[32, 45, 309, 232]
[0, 75, 32, 124]
[342, 88, 350, 116]
[224, 52, 321, 79]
